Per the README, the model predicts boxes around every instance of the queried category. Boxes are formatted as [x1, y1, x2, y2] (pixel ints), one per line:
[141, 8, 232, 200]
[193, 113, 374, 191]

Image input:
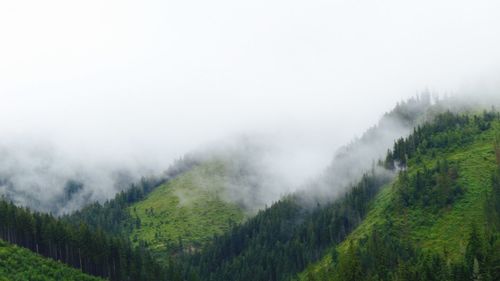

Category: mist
[1, 1, 500, 213]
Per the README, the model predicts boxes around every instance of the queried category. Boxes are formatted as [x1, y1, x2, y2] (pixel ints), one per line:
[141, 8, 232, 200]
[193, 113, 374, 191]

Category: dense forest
[322, 219, 500, 281]
[0, 198, 184, 281]
[318, 115, 500, 281]
[0, 239, 103, 281]
[300, 110, 500, 280]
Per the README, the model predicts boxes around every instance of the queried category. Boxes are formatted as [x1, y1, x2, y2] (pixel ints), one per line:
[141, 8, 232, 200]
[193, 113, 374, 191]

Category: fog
[0, 1, 499, 213]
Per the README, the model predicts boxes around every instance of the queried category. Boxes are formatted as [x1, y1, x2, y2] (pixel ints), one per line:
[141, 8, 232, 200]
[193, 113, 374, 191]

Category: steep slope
[179, 171, 391, 281]
[127, 160, 246, 255]
[0, 239, 103, 281]
[299, 112, 500, 280]
[171, 96, 442, 281]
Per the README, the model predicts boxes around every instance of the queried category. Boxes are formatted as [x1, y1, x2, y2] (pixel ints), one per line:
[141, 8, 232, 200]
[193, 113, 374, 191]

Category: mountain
[2, 96, 500, 281]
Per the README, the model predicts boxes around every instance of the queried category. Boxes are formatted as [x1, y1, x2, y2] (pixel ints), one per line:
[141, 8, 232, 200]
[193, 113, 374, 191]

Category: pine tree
[335, 242, 362, 281]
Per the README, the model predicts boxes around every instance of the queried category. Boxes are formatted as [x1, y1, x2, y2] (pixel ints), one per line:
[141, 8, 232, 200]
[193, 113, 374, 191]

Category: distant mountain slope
[299, 112, 500, 280]
[0, 239, 103, 281]
[64, 156, 198, 235]
[67, 141, 285, 258]
[128, 160, 245, 255]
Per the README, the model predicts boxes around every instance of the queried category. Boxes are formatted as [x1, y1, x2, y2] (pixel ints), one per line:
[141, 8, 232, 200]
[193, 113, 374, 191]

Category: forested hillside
[299, 111, 500, 280]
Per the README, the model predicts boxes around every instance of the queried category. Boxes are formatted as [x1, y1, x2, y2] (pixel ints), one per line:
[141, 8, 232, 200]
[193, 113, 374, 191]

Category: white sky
[1, 0, 500, 175]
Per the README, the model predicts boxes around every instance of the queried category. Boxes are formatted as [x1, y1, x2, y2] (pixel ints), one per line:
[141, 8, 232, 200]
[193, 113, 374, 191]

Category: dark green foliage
[0, 239, 103, 281]
[389, 111, 500, 168]
[182, 172, 389, 281]
[486, 139, 500, 230]
[335, 242, 362, 281]
[395, 158, 463, 210]
[63, 176, 166, 235]
[328, 221, 500, 281]
[0, 199, 181, 281]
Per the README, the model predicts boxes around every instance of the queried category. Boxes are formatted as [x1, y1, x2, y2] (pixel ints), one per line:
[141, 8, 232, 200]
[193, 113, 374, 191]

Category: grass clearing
[127, 160, 245, 255]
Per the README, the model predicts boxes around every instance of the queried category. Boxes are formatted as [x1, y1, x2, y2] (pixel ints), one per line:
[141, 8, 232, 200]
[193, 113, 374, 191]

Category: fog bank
[1, 1, 499, 213]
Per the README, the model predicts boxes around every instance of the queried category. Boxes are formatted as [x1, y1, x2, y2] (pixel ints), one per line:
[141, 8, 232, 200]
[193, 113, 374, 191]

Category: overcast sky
[1, 0, 500, 176]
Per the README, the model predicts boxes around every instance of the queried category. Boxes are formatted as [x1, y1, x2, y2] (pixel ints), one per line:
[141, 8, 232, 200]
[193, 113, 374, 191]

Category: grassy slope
[128, 160, 245, 254]
[298, 121, 500, 280]
[0, 239, 102, 281]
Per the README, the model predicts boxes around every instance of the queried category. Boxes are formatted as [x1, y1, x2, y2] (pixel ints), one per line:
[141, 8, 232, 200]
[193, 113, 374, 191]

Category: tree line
[0, 198, 185, 281]
[385, 110, 500, 169]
